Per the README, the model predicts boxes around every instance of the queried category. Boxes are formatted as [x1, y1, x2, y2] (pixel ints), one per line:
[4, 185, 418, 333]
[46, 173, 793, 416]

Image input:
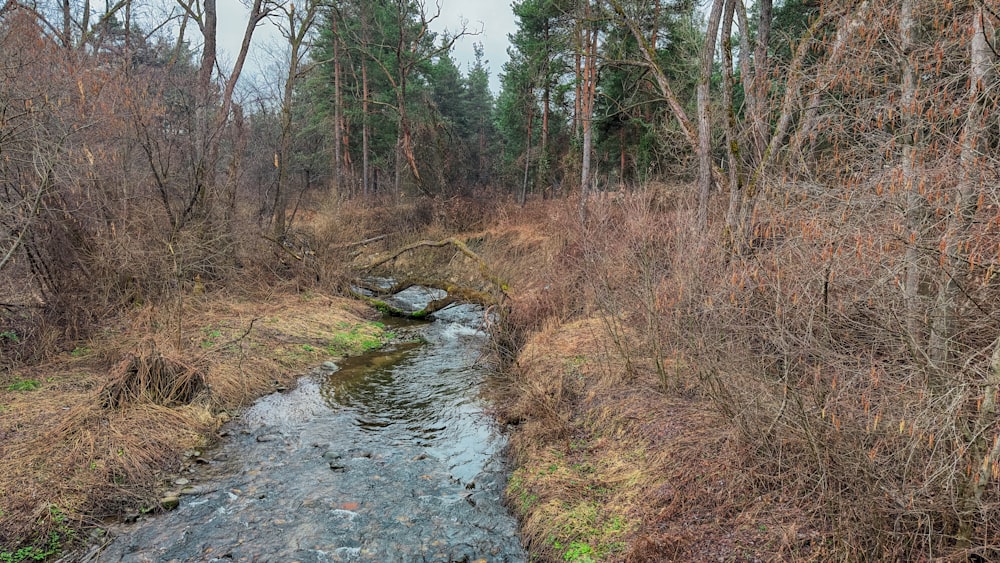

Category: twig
[262, 235, 304, 261]
[331, 233, 389, 250]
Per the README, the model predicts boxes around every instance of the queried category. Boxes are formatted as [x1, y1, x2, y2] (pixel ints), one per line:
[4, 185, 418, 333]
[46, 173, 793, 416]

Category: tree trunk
[538, 19, 550, 198]
[929, 11, 992, 375]
[722, 0, 741, 231]
[332, 17, 343, 195]
[188, 0, 217, 229]
[395, 127, 403, 197]
[362, 61, 371, 196]
[900, 0, 925, 352]
[953, 16, 996, 544]
[579, 15, 596, 219]
[696, 0, 725, 231]
[574, 23, 582, 139]
[62, 0, 71, 48]
[520, 106, 533, 206]
[749, 0, 771, 158]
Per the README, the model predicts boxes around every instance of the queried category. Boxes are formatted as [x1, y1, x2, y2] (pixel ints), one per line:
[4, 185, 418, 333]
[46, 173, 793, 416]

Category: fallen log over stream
[352, 237, 509, 319]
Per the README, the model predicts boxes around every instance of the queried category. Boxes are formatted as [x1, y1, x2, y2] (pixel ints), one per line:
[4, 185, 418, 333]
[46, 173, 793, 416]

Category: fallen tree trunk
[353, 237, 509, 319]
[363, 237, 509, 294]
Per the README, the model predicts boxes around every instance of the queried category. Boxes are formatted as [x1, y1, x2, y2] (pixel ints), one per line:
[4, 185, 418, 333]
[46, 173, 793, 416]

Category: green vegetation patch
[6, 379, 41, 392]
[325, 322, 387, 355]
[508, 447, 632, 562]
[0, 505, 74, 563]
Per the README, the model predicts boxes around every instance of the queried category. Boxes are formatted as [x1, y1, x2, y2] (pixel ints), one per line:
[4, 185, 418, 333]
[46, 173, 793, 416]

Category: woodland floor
[1, 198, 827, 561]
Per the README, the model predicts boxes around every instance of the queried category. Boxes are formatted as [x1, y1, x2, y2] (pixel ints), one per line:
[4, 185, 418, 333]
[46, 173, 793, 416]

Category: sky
[215, 0, 517, 94]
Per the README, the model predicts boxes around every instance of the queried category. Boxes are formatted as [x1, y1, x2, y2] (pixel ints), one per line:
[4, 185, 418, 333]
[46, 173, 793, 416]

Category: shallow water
[97, 302, 526, 562]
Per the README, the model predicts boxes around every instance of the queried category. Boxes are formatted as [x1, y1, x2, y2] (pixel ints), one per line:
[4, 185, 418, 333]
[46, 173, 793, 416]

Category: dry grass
[477, 196, 854, 562]
[0, 288, 383, 550]
[498, 313, 815, 562]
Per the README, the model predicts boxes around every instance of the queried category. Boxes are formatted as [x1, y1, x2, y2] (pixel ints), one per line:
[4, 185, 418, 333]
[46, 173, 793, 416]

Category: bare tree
[272, 0, 320, 238]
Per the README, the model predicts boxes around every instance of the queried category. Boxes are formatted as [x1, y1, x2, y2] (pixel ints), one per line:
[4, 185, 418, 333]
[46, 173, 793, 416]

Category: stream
[95, 288, 526, 562]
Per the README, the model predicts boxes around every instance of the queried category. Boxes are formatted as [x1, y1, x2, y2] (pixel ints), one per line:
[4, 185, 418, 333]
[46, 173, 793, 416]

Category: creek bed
[97, 300, 526, 562]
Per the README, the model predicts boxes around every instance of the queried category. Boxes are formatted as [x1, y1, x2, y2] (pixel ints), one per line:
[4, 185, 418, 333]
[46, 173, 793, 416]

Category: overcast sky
[215, 0, 516, 94]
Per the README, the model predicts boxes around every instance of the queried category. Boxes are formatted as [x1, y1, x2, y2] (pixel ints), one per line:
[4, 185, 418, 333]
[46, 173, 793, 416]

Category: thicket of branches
[0, 0, 497, 365]
[494, 0, 1000, 557]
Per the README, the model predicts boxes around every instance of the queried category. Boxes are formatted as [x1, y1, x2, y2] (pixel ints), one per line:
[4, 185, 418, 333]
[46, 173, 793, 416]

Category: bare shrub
[100, 341, 207, 409]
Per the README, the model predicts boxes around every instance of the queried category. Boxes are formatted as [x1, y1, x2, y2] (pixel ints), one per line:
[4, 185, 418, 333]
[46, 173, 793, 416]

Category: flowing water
[95, 293, 526, 562]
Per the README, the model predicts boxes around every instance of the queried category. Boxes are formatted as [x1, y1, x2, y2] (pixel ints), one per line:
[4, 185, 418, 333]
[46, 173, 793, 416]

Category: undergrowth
[487, 191, 1000, 561]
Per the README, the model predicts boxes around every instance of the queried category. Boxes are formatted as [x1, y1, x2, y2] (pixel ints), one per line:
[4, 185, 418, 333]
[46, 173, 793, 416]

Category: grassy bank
[479, 198, 820, 561]
[0, 290, 393, 557]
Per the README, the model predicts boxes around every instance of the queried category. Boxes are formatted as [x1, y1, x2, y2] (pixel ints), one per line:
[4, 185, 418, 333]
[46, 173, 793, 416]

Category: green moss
[6, 379, 40, 392]
[324, 322, 389, 356]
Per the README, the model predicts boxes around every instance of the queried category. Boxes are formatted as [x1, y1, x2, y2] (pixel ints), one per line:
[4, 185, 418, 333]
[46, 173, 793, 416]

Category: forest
[2, 0, 1000, 560]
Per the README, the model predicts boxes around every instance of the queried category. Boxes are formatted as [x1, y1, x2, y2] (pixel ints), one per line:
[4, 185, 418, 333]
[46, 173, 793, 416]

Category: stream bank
[90, 294, 526, 562]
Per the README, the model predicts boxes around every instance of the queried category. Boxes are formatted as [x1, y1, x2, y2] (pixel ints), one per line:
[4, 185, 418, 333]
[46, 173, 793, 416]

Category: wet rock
[329, 462, 346, 472]
[330, 509, 358, 520]
[321, 361, 339, 372]
[322, 451, 342, 461]
[174, 478, 190, 486]
[179, 485, 216, 496]
[160, 496, 180, 510]
[256, 433, 281, 443]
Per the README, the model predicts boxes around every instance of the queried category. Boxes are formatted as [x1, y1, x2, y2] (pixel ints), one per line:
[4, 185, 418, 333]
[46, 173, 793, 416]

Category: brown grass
[496, 312, 818, 562]
[0, 288, 381, 550]
[478, 196, 854, 562]
[483, 183, 1000, 561]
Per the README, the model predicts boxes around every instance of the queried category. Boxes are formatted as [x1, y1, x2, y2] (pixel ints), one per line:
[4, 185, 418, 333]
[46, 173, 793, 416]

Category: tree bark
[900, 0, 924, 350]
[929, 12, 992, 375]
[362, 61, 371, 196]
[696, 0, 726, 230]
[721, 0, 741, 229]
[520, 105, 534, 206]
[538, 18, 551, 198]
[62, 0, 71, 48]
[333, 16, 343, 195]
[579, 10, 597, 219]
